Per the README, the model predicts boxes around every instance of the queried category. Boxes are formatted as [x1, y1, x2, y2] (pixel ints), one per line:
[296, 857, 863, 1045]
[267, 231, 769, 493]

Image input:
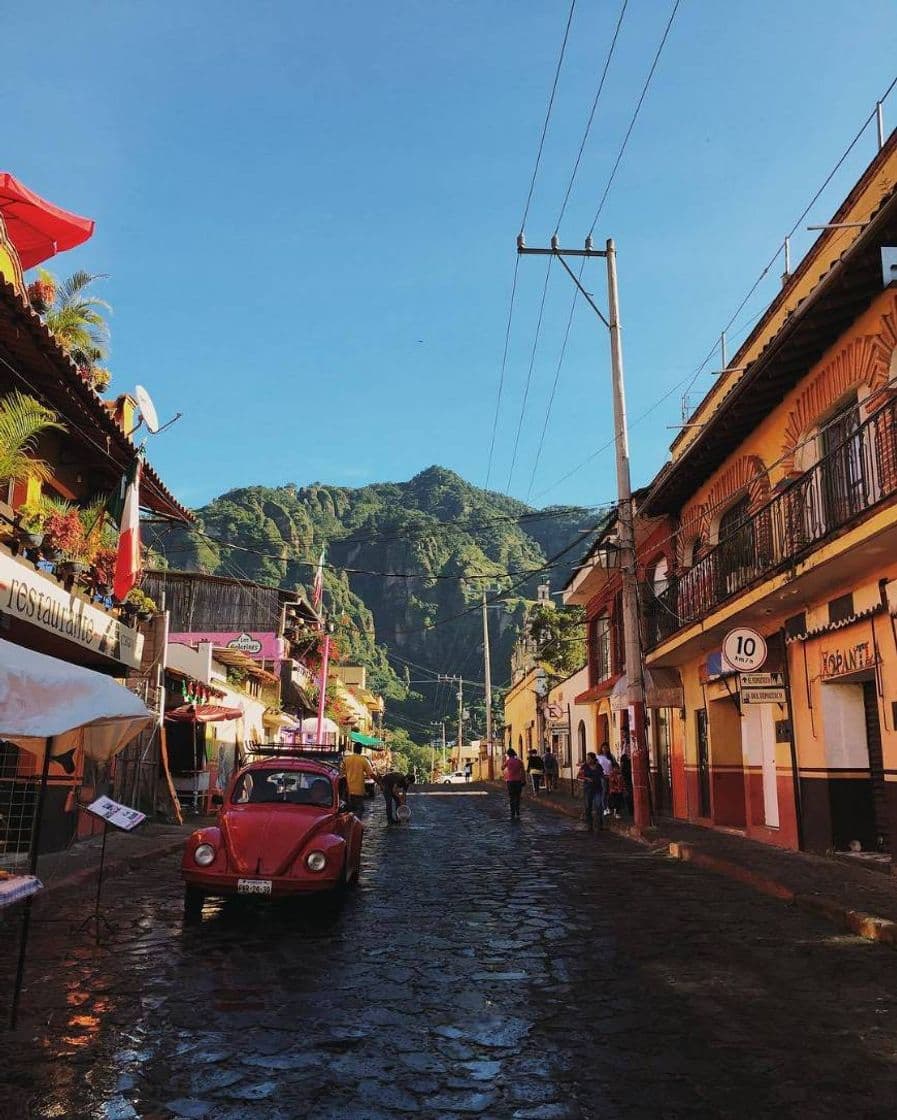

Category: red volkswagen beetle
[181, 757, 364, 920]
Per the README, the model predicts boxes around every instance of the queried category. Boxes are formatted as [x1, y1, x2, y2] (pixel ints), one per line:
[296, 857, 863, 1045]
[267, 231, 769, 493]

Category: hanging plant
[26, 276, 56, 313]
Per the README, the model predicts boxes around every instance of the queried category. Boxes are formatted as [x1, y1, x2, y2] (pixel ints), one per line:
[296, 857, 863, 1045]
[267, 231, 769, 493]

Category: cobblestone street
[3, 786, 897, 1120]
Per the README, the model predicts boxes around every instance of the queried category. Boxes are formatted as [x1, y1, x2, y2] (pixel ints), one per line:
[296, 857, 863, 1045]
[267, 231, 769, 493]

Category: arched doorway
[597, 713, 610, 751]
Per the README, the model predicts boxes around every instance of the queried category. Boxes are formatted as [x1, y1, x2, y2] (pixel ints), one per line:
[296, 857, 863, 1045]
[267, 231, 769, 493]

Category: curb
[492, 781, 897, 951]
[38, 836, 185, 896]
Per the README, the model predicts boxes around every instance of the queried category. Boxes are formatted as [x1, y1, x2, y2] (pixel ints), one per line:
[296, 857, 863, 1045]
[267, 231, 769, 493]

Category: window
[822, 395, 866, 522]
[717, 495, 754, 592]
[828, 593, 854, 625]
[593, 614, 611, 682]
[577, 720, 587, 761]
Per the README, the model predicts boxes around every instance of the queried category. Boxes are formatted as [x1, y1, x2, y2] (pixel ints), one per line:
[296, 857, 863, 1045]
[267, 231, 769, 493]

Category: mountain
[152, 466, 600, 740]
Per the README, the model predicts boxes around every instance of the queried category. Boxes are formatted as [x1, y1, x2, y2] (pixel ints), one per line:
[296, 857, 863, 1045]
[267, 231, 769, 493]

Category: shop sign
[722, 627, 768, 672]
[0, 552, 143, 668]
[820, 641, 877, 680]
[168, 630, 285, 660]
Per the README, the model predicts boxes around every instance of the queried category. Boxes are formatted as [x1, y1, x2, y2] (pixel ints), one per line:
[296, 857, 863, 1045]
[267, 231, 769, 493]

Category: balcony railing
[643, 396, 897, 648]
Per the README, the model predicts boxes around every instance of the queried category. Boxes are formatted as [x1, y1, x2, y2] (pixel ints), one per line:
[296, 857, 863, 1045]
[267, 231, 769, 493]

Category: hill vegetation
[153, 466, 599, 742]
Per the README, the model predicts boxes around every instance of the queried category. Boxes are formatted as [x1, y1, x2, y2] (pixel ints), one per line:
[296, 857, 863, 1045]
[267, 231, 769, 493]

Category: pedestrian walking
[542, 747, 559, 793]
[620, 742, 634, 818]
[608, 760, 625, 818]
[595, 748, 618, 819]
[577, 752, 604, 830]
[379, 770, 413, 824]
[503, 748, 526, 821]
[527, 748, 545, 795]
[464, 761, 473, 783]
[341, 743, 374, 816]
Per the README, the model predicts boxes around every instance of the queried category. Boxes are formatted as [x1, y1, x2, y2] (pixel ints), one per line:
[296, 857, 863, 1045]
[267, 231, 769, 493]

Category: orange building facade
[641, 131, 897, 855]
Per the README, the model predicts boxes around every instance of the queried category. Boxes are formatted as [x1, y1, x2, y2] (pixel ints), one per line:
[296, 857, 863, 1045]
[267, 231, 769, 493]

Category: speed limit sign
[722, 627, 767, 672]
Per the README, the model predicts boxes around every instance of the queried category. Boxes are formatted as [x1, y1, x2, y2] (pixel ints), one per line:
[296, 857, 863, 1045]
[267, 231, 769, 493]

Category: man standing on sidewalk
[542, 747, 559, 793]
[341, 743, 374, 817]
[578, 753, 605, 830]
[527, 748, 545, 795]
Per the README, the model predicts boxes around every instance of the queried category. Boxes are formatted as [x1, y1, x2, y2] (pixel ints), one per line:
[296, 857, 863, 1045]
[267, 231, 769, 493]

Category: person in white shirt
[597, 743, 615, 816]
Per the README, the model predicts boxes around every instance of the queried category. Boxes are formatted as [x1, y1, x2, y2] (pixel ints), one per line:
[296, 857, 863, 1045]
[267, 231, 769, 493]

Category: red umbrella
[0, 172, 94, 270]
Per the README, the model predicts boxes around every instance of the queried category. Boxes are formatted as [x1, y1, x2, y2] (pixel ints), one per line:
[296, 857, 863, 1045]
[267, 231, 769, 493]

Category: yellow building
[641, 129, 897, 855]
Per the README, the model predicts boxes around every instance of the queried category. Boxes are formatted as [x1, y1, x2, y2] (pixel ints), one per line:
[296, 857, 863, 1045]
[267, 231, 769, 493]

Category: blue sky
[4, 1, 896, 511]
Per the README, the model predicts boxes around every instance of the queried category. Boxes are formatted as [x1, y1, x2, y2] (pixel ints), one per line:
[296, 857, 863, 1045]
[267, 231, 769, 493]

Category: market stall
[0, 637, 151, 1029]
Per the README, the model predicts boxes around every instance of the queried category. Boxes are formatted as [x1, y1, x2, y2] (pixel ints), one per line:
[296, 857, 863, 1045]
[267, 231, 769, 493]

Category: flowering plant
[27, 277, 56, 313]
[91, 546, 117, 588]
[43, 509, 88, 560]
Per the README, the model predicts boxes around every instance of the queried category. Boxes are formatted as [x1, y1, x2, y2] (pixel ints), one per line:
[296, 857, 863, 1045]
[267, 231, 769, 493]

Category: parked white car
[442, 771, 469, 785]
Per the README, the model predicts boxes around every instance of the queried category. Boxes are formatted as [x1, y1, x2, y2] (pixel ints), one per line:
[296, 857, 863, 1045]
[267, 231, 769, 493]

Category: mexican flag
[111, 459, 142, 602]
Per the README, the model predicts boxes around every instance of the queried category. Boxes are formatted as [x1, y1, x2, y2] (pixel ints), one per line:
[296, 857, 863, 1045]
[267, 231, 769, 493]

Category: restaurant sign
[168, 631, 285, 660]
[821, 641, 878, 680]
[0, 552, 143, 668]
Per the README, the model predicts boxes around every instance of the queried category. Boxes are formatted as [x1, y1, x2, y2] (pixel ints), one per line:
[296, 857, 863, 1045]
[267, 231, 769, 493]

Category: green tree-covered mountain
[153, 466, 599, 741]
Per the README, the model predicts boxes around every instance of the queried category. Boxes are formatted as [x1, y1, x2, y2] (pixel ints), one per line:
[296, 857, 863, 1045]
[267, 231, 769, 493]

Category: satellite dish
[134, 385, 160, 434]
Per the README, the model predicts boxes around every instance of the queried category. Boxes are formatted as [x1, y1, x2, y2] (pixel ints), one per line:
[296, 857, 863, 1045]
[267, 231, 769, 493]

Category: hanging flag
[312, 547, 326, 611]
[112, 459, 142, 602]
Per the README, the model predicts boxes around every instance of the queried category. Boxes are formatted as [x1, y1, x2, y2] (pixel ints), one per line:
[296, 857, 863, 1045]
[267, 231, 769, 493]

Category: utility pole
[457, 679, 464, 759]
[518, 233, 650, 831]
[441, 719, 447, 772]
[482, 588, 494, 778]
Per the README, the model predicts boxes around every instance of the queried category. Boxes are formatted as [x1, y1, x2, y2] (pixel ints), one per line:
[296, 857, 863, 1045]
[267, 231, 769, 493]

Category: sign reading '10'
[722, 627, 768, 672]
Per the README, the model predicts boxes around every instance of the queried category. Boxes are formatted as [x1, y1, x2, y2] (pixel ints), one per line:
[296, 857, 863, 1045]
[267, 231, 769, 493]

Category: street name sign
[739, 672, 783, 688]
[722, 627, 767, 672]
[740, 686, 787, 706]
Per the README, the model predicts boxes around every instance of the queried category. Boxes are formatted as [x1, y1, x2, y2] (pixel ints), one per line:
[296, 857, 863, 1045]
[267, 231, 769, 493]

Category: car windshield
[231, 769, 334, 807]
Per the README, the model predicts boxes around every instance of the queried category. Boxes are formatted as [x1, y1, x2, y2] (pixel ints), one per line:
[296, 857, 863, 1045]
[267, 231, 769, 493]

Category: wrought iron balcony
[643, 396, 897, 649]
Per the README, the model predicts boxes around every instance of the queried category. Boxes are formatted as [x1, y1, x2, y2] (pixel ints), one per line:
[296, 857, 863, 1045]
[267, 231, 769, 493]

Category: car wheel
[443, 779, 451, 784]
[184, 885, 205, 923]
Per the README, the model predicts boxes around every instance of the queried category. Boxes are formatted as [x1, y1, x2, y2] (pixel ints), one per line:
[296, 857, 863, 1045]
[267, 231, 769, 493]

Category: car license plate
[237, 878, 272, 895]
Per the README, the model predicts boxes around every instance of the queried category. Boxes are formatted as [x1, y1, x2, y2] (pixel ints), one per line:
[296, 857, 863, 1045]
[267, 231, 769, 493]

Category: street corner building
[0, 174, 191, 857]
[636, 130, 897, 858]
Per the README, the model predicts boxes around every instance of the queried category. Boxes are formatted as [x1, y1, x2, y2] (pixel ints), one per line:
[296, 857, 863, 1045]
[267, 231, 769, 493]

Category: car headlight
[305, 850, 327, 872]
[194, 843, 216, 866]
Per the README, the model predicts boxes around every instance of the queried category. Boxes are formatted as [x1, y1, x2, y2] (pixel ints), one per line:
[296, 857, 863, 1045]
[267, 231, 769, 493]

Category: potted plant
[14, 501, 46, 556]
[42, 509, 89, 584]
[124, 587, 157, 622]
[89, 546, 117, 597]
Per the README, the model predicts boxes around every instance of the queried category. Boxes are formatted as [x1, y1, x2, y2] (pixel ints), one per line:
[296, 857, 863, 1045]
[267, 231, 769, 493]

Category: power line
[588, 0, 681, 237]
[525, 265, 582, 500]
[519, 0, 578, 234]
[554, 0, 630, 234]
[679, 71, 897, 407]
[506, 256, 554, 492]
[484, 255, 521, 490]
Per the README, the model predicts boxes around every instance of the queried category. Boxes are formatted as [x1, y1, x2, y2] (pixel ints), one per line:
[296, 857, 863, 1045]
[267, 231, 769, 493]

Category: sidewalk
[499, 780, 897, 948]
[27, 818, 205, 898]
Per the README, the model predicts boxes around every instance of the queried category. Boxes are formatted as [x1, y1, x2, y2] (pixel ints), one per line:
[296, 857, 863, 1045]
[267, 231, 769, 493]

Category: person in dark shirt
[379, 771, 412, 824]
[527, 749, 545, 795]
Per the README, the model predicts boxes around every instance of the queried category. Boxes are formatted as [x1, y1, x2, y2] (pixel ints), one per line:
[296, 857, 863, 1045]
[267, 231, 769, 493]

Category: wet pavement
[2, 785, 897, 1119]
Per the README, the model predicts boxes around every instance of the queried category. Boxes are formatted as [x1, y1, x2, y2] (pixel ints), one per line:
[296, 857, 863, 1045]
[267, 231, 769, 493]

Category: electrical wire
[554, 0, 630, 235]
[678, 71, 897, 408]
[519, 0, 578, 235]
[484, 255, 521, 490]
[588, 0, 681, 237]
[506, 256, 554, 492]
[525, 265, 582, 500]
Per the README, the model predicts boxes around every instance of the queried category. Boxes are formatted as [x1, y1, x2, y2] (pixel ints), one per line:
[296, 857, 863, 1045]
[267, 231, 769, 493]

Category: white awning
[610, 667, 684, 711]
[0, 637, 152, 763]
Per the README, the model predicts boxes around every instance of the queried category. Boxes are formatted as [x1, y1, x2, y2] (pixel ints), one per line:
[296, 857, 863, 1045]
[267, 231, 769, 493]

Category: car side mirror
[211, 794, 223, 807]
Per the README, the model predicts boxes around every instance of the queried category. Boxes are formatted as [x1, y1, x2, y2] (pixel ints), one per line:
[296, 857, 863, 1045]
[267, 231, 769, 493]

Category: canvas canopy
[0, 637, 151, 763]
[299, 716, 339, 736]
[349, 730, 384, 747]
[0, 172, 94, 270]
[165, 704, 242, 724]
